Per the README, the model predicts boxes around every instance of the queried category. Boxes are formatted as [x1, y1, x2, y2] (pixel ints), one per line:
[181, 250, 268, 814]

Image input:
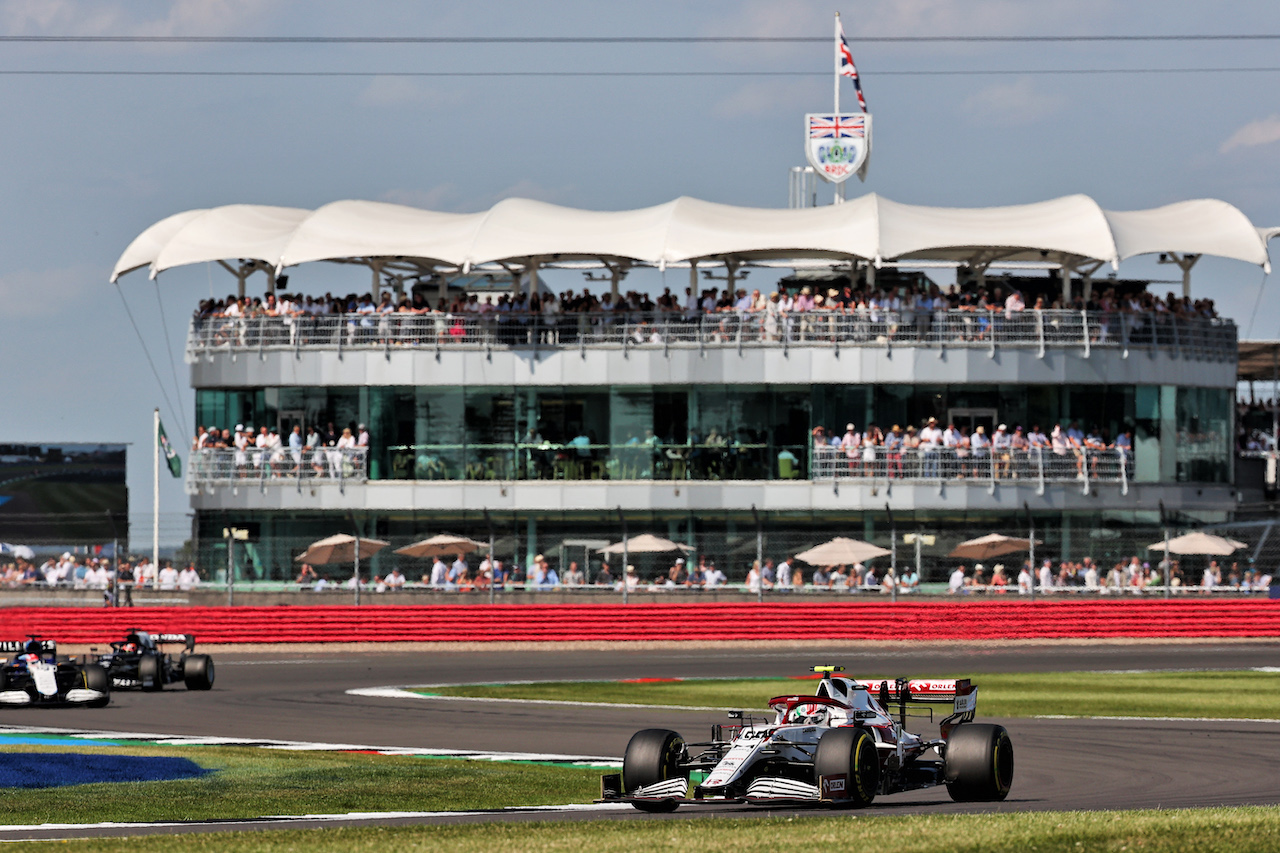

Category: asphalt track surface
[3, 641, 1280, 841]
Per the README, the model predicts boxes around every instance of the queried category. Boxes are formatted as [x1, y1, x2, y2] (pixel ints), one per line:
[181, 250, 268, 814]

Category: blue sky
[0, 0, 1275, 546]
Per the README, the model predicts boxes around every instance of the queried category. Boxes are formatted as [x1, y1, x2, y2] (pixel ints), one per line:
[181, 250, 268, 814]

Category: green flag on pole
[158, 419, 182, 478]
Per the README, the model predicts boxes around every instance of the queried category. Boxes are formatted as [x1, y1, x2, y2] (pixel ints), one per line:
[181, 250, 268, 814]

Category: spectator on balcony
[884, 424, 904, 477]
[992, 424, 1013, 478]
[563, 561, 585, 587]
[990, 564, 1008, 593]
[668, 557, 688, 586]
[920, 417, 943, 478]
[448, 553, 469, 589]
[812, 565, 831, 587]
[296, 564, 318, 586]
[595, 561, 614, 587]
[745, 560, 765, 593]
[775, 556, 794, 591]
[384, 567, 406, 591]
[157, 561, 179, 590]
[969, 426, 991, 476]
[1201, 560, 1221, 592]
[1038, 559, 1054, 592]
[1017, 562, 1033, 594]
[948, 564, 967, 594]
[332, 427, 357, 478]
[704, 561, 727, 588]
[622, 564, 640, 592]
[429, 556, 448, 589]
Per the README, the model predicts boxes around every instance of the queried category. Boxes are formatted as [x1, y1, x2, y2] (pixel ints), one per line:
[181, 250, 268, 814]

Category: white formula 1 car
[601, 666, 1012, 811]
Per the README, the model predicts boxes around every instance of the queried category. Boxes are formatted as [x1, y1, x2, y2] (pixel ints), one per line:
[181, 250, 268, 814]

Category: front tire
[138, 654, 164, 691]
[945, 723, 1013, 802]
[80, 664, 110, 708]
[622, 728, 685, 813]
[183, 655, 215, 690]
[814, 726, 879, 807]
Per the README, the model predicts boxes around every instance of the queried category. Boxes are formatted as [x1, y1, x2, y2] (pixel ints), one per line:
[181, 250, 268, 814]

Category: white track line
[1034, 714, 1280, 724]
[0, 803, 634, 834]
[348, 686, 737, 713]
[0, 724, 620, 766]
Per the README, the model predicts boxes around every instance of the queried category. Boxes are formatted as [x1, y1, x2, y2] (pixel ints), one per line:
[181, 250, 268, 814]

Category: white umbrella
[597, 533, 695, 555]
[295, 534, 390, 565]
[394, 534, 487, 559]
[795, 537, 890, 566]
[948, 533, 1039, 561]
[1148, 532, 1246, 556]
[0, 543, 35, 560]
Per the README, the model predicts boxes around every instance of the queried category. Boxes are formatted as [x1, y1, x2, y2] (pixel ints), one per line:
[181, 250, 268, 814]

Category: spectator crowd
[191, 422, 369, 480]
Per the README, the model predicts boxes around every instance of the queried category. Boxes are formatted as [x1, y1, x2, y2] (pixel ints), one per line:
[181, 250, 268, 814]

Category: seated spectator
[595, 562, 614, 586]
[563, 561, 585, 587]
[704, 562, 726, 588]
[829, 564, 849, 590]
[990, 565, 1008, 593]
[899, 566, 919, 592]
[812, 565, 831, 587]
[385, 567, 406, 591]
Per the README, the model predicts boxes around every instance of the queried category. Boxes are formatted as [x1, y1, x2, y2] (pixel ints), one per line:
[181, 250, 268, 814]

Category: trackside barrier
[3, 601, 1278, 644]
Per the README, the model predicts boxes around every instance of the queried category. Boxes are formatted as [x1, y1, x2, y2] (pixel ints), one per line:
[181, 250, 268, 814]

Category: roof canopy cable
[114, 281, 184, 436]
[153, 277, 190, 438]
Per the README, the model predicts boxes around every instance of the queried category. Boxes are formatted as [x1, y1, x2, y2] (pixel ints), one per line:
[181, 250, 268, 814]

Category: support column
[265, 266, 277, 296]
[610, 265, 621, 300]
[525, 516, 537, 579]
[370, 260, 382, 300]
[1060, 265, 1071, 305]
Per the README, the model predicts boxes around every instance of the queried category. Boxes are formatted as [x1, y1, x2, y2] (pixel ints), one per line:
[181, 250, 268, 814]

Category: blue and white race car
[602, 666, 1013, 811]
[0, 638, 110, 708]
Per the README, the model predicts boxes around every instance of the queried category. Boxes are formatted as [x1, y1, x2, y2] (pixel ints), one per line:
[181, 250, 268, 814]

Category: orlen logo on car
[821, 774, 848, 796]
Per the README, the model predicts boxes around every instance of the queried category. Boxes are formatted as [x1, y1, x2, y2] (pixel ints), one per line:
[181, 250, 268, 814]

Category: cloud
[962, 78, 1065, 125]
[1220, 115, 1280, 154]
[0, 0, 277, 37]
[0, 265, 103, 317]
[713, 80, 813, 119]
[380, 180, 575, 213]
[357, 77, 464, 109]
[730, 0, 1114, 38]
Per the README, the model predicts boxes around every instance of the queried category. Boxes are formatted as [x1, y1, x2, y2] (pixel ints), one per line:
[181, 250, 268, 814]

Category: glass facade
[195, 383, 1232, 484]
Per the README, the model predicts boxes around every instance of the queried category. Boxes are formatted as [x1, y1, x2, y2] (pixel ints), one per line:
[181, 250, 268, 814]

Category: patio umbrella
[597, 533, 695, 555]
[948, 533, 1039, 560]
[394, 534, 488, 559]
[795, 537, 890, 566]
[1147, 532, 1246, 556]
[294, 533, 390, 565]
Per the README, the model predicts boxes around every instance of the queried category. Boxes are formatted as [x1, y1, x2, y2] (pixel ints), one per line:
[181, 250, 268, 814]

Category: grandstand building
[114, 194, 1277, 582]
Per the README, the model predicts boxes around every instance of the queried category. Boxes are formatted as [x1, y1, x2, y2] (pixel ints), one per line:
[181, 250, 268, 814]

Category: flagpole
[153, 407, 160, 573]
[833, 12, 844, 205]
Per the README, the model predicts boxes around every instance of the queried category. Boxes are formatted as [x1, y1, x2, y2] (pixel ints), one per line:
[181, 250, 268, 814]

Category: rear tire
[138, 654, 163, 691]
[945, 723, 1013, 802]
[81, 665, 110, 708]
[622, 728, 685, 812]
[814, 726, 879, 807]
[183, 655, 215, 690]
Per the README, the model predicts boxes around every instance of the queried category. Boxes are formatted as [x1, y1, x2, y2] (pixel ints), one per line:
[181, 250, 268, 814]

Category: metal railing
[385, 442, 800, 482]
[186, 446, 368, 489]
[186, 309, 1237, 361]
[811, 445, 1130, 493]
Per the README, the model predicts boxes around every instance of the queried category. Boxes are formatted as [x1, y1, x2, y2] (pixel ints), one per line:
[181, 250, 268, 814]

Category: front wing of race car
[0, 641, 108, 707]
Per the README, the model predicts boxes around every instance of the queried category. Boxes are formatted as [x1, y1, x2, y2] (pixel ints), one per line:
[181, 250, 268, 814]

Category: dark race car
[0, 638, 110, 708]
[92, 630, 214, 691]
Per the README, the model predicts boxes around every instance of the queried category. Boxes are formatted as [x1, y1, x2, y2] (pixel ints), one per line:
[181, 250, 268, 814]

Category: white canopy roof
[111, 193, 1278, 282]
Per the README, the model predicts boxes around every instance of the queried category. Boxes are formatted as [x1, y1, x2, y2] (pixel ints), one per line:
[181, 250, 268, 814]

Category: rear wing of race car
[857, 678, 978, 734]
[0, 639, 56, 655]
[153, 633, 195, 651]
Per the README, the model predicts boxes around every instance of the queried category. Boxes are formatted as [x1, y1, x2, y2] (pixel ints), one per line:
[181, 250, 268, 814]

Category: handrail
[186, 309, 1237, 361]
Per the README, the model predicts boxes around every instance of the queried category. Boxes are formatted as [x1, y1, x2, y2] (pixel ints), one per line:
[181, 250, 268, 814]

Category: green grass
[0, 744, 599, 824]
[418, 670, 1280, 720]
[6, 807, 1280, 852]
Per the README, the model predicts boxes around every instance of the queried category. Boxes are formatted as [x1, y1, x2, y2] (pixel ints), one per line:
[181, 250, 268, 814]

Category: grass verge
[6, 807, 1280, 852]
[0, 744, 599, 824]
[418, 670, 1280, 719]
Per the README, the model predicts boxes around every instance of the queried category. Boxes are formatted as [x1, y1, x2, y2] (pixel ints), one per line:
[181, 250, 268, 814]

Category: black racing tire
[945, 723, 1014, 802]
[138, 654, 164, 691]
[183, 655, 215, 690]
[622, 728, 685, 813]
[814, 726, 880, 807]
[80, 665, 110, 708]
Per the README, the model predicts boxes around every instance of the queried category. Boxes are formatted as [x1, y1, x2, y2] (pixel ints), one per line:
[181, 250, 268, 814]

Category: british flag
[808, 114, 866, 140]
[837, 17, 868, 112]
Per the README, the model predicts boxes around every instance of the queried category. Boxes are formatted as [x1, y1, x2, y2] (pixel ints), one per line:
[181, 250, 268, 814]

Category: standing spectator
[1202, 560, 1221, 592]
[595, 561, 614, 587]
[704, 562, 726, 588]
[1017, 562, 1033, 595]
[948, 564, 967, 594]
[812, 565, 831, 587]
[384, 567, 406, 591]
[116, 561, 135, 607]
[920, 417, 943, 478]
[429, 556, 448, 589]
[745, 561, 763, 593]
[157, 561, 179, 590]
[134, 557, 157, 589]
[761, 559, 776, 588]
[1038, 559, 1054, 592]
[448, 553, 469, 589]
[775, 556, 794, 591]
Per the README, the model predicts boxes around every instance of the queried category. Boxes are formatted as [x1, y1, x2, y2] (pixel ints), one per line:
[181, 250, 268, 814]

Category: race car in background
[0, 638, 110, 707]
[602, 666, 1013, 811]
[92, 630, 214, 691]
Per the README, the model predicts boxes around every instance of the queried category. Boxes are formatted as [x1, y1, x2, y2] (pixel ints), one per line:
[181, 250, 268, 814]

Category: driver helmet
[18, 653, 40, 664]
[790, 703, 829, 725]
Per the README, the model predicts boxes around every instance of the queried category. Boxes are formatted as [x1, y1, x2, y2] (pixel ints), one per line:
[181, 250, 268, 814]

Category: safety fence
[811, 445, 1129, 489]
[3, 600, 1278, 643]
[186, 309, 1236, 362]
